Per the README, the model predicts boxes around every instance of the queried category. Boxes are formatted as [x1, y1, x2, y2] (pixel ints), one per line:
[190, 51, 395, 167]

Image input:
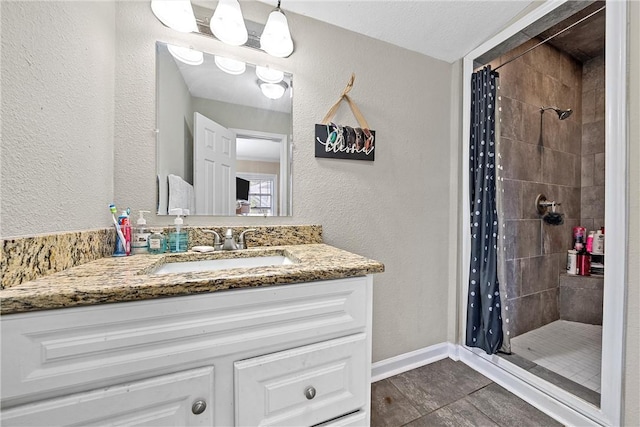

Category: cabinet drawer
[234, 333, 367, 426]
[1, 366, 214, 427]
[315, 410, 368, 427]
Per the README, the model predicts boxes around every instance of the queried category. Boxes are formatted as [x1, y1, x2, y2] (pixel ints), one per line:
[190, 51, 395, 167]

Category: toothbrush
[109, 204, 127, 249]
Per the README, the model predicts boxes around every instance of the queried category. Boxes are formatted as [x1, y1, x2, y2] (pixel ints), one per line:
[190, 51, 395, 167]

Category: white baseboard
[371, 343, 605, 427]
[370, 342, 453, 383]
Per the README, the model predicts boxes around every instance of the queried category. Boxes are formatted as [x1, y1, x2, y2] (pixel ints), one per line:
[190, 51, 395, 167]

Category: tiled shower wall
[581, 55, 605, 231]
[494, 40, 583, 337]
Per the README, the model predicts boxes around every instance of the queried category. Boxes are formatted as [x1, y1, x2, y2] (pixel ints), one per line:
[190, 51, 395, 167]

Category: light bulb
[259, 81, 287, 99]
[210, 0, 248, 46]
[215, 56, 246, 75]
[151, 0, 197, 33]
[260, 9, 294, 57]
[256, 66, 284, 84]
[167, 44, 204, 66]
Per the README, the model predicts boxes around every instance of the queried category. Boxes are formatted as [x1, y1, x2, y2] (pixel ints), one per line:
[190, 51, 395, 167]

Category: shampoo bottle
[132, 210, 151, 255]
[567, 250, 578, 275]
[168, 210, 188, 253]
[586, 231, 594, 253]
[592, 229, 605, 255]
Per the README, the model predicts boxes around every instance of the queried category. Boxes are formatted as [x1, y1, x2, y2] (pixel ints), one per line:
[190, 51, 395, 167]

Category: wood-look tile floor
[371, 358, 563, 427]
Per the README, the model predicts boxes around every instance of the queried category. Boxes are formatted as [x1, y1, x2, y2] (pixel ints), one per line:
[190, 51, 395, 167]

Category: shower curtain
[465, 65, 509, 354]
[494, 77, 512, 353]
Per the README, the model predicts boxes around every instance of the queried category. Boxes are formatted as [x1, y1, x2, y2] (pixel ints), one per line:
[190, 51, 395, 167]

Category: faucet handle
[202, 230, 223, 250]
[238, 229, 257, 250]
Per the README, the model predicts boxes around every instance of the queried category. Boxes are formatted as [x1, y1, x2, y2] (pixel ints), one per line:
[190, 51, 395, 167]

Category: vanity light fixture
[258, 80, 288, 100]
[167, 44, 204, 65]
[150, 0, 198, 33]
[215, 55, 246, 75]
[260, 1, 294, 58]
[209, 0, 248, 46]
[255, 65, 284, 84]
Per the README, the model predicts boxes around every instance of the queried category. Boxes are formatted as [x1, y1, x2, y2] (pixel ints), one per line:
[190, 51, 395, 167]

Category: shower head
[541, 106, 573, 120]
[557, 109, 573, 120]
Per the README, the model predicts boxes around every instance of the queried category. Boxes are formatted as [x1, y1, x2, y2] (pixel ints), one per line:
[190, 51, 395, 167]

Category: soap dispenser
[132, 210, 151, 255]
[148, 229, 166, 254]
[168, 209, 188, 253]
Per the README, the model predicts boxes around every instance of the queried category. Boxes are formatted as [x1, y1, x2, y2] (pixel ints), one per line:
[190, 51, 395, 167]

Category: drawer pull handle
[304, 386, 316, 400]
[192, 400, 207, 415]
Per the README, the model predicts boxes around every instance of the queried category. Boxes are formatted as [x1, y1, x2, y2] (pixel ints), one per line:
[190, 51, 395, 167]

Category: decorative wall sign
[315, 124, 375, 161]
[315, 74, 375, 161]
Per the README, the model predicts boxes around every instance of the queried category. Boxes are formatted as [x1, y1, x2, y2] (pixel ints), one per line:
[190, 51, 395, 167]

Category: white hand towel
[168, 174, 195, 215]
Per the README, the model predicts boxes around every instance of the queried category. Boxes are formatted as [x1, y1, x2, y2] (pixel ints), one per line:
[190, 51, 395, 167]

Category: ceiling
[255, 0, 536, 63]
[539, 1, 605, 63]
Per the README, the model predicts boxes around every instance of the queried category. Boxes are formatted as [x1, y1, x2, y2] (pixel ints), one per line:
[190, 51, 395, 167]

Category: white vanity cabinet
[1, 276, 374, 426]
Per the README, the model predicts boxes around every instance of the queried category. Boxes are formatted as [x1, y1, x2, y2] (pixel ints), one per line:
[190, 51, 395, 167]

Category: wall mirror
[156, 41, 292, 216]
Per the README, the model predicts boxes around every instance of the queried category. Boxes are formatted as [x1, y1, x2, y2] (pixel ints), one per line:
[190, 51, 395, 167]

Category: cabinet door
[1, 367, 214, 427]
[234, 334, 367, 426]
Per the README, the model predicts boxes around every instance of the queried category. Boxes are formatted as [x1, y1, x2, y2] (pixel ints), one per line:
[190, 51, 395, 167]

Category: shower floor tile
[510, 320, 603, 392]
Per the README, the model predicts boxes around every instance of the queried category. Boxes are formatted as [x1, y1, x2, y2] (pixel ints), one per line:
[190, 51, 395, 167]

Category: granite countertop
[0, 244, 384, 315]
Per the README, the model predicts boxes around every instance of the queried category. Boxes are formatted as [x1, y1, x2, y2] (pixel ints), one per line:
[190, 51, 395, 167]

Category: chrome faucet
[222, 228, 238, 251]
[203, 228, 257, 251]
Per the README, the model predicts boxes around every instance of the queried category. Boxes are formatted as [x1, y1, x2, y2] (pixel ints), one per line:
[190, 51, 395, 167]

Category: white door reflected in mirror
[193, 113, 236, 216]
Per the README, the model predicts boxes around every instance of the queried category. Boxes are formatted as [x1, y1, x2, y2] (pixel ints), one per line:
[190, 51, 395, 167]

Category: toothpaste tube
[118, 211, 131, 256]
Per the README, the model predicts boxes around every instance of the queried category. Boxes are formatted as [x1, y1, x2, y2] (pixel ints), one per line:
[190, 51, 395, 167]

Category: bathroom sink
[151, 255, 295, 275]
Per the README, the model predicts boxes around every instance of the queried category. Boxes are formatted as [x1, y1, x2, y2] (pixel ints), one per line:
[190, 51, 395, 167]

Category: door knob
[192, 400, 207, 415]
[304, 386, 316, 400]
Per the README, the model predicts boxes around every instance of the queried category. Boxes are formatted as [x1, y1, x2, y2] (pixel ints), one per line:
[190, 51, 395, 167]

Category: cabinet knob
[304, 386, 316, 400]
[192, 400, 207, 415]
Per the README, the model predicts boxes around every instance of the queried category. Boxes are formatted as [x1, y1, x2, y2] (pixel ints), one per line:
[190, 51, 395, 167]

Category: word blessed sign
[315, 123, 375, 161]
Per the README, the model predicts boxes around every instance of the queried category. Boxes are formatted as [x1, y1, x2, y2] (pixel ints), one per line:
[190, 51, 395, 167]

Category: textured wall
[113, 2, 454, 362]
[492, 40, 583, 337]
[0, 1, 116, 238]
